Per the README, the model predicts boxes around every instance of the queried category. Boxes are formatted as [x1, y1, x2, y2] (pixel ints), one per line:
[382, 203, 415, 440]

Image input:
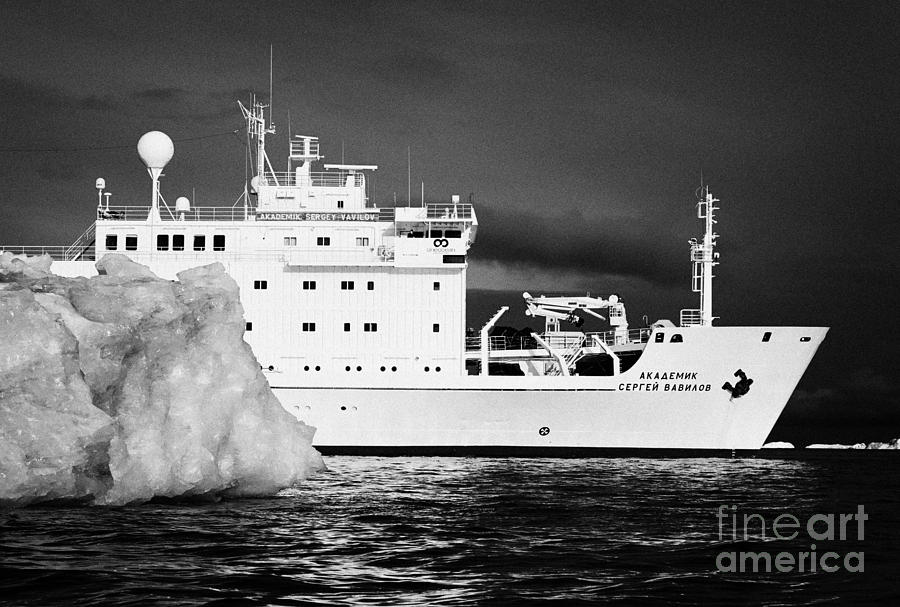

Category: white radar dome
[175, 197, 191, 213]
[608, 294, 619, 304]
[137, 131, 174, 169]
[95, 177, 106, 190]
[249, 175, 261, 195]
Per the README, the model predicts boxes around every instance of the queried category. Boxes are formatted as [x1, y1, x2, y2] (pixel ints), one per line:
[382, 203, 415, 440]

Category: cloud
[470, 204, 685, 287]
[368, 47, 460, 90]
[133, 87, 189, 103]
[0, 75, 117, 114]
[772, 368, 900, 444]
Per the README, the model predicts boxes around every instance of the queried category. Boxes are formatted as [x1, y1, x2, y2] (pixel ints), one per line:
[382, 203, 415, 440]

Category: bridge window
[213, 234, 225, 251]
[302, 280, 317, 290]
[341, 280, 355, 290]
[316, 236, 331, 246]
[367, 281, 374, 290]
[344, 323, 351, 332]
[172, 234, 184, 251]
[445, 229, 462, 238]
[105, 234, 117, 251]
[301, 322, 316, 332]
[433, 323, 440, 332]
[356, 237, 369, 246]
[284, 236, 297, 246]
[670, 334, 683, 343]
[655, 332, 665, 343]
[125, 235, 137, 251]
[433, 281, 440, 291]
[156, 234, 169, 251]
[253, 280, 268, 290]
[364, 322, 378, 332]
[193, 235, 205, 251]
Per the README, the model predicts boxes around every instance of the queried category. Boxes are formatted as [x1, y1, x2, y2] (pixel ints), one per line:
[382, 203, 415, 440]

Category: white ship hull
[272, 326, 827, 452]
[43, 263, 827, 453]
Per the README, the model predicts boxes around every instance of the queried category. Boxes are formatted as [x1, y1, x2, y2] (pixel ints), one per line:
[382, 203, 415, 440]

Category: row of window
[341, 365, 443, 372]
[299, 236, 369, 247]
[253, 280, 442, 291]
[404, 229, 462, 239]
[301, 322, 380, 332]
[246, 322, 440, 333]
[104, 234, 227, 252]
[295, 364, 443, 373]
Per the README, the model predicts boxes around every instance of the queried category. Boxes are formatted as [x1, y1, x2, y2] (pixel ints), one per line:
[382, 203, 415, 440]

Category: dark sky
[1, 1, 898, 444]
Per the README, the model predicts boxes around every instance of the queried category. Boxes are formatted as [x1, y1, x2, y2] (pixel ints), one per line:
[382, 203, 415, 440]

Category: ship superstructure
[1, 97, 828, 453]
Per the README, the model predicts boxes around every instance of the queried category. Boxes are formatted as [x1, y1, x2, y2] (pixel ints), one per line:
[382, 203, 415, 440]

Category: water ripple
[2, 454, 898, 605]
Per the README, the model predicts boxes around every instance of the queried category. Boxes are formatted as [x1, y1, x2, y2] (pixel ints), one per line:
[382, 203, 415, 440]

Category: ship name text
[258, 212, 380, 221]
[619, 370, 710, 392]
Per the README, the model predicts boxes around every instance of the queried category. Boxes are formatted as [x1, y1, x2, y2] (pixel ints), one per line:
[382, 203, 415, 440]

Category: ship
[1, 98, 828, 454]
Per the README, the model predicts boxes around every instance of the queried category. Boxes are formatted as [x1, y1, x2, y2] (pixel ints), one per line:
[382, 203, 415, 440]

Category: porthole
[356, 366, 362, 372]
[315, 366, 321, 371]
[380, 366, 386, 372]
[424, 366, 430, 372]
[391, 366, 397, 372]
[800, 336, 811, 342]
[345, 366, 351, 372]
[340, 406, 347, 411]
[304, 365, 310, 371]
[268, 365, 274, 371]
[436, 366, 441, 372]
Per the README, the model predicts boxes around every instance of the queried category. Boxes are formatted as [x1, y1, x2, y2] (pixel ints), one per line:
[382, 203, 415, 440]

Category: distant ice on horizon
[805, 439, 900, 450]
[0, 253, 324, 506]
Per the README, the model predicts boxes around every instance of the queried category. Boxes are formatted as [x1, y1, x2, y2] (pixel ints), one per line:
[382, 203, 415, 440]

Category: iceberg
[762, 441, 795, 449]
[0, 253, 323, 506]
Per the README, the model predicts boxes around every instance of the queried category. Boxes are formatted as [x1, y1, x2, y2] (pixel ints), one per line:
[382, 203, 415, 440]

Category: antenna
[268, 45, 274, 129]
[407, 146, 411, 205]
[342, 140, 345, 164]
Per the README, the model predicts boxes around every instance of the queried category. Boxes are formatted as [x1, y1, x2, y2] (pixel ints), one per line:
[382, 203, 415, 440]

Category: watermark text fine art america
[715, 505, 867, 573]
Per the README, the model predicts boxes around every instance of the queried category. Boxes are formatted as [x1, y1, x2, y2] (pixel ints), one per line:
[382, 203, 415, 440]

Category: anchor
[722, 369, 753, 400]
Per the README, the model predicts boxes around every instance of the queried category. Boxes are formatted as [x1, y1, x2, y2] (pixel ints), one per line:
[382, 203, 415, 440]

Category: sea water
[2, 453, 898, 605]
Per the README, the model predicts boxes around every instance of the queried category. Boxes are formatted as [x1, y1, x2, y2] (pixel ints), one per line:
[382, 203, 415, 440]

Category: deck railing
[98, 206, 249, 222]
[0, 246, 96, 261]
[465, 335, 540, 351]
[585, 327, 652, 346]
[679, 309, 702, 327]
[426, 203, 473, 220]
[259, 171, 364, 188]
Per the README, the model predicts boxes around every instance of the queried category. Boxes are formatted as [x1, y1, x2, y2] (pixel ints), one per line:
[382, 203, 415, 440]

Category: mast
[690, 187, 720, 326]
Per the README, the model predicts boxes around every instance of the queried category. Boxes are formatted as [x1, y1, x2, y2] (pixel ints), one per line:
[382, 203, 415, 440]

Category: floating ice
[805, 440, 899, 449]
[761, 441, 795, 449]
[0, 253, 323, 506]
